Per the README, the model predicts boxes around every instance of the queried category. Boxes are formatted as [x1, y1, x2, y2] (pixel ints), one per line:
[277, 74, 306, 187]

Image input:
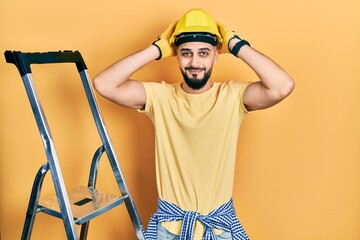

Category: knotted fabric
[146, 198, 250, 240]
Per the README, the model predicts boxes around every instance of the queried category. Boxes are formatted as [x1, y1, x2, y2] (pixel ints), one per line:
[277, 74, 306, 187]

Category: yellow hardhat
[170, 8, 222, 46]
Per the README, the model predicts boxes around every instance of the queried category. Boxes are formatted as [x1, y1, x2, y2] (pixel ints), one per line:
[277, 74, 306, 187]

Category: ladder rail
[79, 68, 146, 239]
[5, 50, 146, 240]
[80, 145, 103, 240]
[22, 162, 49, 240]
[21, 72, 78, 239]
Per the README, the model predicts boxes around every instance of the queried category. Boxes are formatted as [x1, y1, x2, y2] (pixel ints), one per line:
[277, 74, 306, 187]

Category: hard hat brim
[173, 32, 219, 47]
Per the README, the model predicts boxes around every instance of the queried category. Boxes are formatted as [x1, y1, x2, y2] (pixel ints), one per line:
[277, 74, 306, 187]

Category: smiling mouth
[185, 67, 205, 76]
[185, 67, 206, 72]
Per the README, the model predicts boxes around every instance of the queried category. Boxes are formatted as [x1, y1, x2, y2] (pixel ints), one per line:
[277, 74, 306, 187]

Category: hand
[217, 22, 241, 54]
[152, 22, 178, 60]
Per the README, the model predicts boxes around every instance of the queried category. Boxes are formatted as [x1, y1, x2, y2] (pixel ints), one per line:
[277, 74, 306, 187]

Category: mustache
[185, 66, 206, 71]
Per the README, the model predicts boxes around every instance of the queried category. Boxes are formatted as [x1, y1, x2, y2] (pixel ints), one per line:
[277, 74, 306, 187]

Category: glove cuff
[227, 35, 241, 53]
[152, 44, 162, 60]
[230, 39, 251, 57]
[152, 38, 162, 60]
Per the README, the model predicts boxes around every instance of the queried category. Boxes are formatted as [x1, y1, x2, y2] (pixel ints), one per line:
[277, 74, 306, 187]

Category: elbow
[92, 75, 101, 92]
[268, 76, 295, 103]
[279, 76, 295, 98]
[92, 75, 107, 96]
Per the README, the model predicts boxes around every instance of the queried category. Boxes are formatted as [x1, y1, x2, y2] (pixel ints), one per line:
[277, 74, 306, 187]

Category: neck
[181, 81, 213, 94]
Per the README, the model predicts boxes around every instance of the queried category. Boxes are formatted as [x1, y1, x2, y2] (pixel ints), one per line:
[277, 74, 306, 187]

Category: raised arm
[218, 23, 295, 111]
[93, 22, 177, 109]
[93, 45, 158, 109]
[232, 40, 295, 111]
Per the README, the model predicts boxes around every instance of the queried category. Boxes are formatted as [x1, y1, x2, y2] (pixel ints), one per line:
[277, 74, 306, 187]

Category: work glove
[217, 22, 241, 54]
[152, 22, 178, 60]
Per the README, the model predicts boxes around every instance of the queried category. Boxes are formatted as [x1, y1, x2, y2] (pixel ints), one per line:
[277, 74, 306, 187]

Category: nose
[189, 54, 200, 67]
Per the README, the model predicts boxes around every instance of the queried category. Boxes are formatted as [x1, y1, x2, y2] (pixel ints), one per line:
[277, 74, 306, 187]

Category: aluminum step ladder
[4, 50, 146, 240]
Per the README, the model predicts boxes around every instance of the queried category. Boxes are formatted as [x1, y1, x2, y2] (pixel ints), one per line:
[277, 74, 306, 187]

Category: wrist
[146, 44, 162, 61]
[151, 43, 162, 60]
[228, 37, 241, 51]
[230, 39, 251, 57]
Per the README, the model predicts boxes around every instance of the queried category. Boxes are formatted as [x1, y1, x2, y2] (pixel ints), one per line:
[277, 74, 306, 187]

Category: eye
[181, 51, 192, 57]
[199, 51, 209, 57]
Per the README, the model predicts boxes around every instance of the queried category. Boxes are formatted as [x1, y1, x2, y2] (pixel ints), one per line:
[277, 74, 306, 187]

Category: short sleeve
[137, 81, 167, 120]
[228, 80, 252, 114]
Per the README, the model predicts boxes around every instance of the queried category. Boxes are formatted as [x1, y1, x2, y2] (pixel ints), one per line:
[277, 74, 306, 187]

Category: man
[93, 8, 294, 240]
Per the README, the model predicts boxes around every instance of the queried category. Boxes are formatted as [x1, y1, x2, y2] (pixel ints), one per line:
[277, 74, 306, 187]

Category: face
[176, 41, 219, 91]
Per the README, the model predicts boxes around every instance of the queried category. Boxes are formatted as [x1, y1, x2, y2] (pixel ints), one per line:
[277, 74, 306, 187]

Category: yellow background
[1, 0, 359, 239]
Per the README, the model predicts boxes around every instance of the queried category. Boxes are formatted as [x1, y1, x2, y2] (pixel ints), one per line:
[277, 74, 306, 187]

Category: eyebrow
[180, 47, 211, 52]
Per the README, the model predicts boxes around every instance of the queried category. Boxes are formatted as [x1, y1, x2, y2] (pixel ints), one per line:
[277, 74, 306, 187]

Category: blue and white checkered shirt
[146, 198, 250, 240]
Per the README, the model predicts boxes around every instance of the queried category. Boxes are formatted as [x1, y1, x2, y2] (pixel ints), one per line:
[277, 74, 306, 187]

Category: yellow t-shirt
[141, 81, 249, 238]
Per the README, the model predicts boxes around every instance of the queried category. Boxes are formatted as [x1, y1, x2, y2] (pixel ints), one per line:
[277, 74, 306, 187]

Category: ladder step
[38, 186, 127, 225]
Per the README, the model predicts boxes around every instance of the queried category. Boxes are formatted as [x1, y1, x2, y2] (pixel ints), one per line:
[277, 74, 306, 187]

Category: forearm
[230, 38, 293, 93]
[93, 45, 159, 95]
[92, 20, 177, 108]
[230, 38, 295, 110]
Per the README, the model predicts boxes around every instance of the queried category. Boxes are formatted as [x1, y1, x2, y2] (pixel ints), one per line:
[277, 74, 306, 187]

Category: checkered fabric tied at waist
[145, 198, 250, 240]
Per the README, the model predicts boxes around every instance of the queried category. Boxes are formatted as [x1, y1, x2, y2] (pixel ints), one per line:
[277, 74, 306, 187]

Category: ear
[214, 47, 219, 63]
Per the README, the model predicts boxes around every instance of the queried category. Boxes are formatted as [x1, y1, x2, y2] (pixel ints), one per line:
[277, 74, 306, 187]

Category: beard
[180, 66, 213, 90]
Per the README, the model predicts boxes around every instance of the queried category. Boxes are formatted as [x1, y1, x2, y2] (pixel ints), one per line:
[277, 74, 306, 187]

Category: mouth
[185, 67, 206, 76]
